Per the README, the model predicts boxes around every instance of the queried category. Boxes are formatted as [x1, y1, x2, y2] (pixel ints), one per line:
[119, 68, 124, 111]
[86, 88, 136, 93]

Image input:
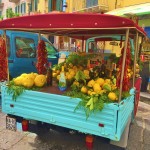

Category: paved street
[0, 100, 150, 150]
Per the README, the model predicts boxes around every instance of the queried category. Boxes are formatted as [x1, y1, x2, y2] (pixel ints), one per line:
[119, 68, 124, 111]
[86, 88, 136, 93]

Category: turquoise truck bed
[1, 85, 134, 141]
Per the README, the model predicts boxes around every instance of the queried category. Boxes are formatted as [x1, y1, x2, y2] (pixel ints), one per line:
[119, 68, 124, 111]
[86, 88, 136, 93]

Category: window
[48, 0, 62, 12]
[31, 0, 38, 12]
[48, 0, 52, 12]
[86, 0, 98, 8]
[34, 0, 37, 11]
[45, 42, 57, 58]
[15, 6, 17, 13]
[17, 5, 20, 13]
[15, 37, 36, 58]
[21, 3, 26, 14]
[93, 0, 98, 6]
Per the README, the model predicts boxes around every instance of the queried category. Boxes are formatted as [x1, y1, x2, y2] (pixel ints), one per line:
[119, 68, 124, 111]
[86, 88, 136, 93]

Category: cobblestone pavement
[127, 102, 150, 150]
[0, 101, 150, 150]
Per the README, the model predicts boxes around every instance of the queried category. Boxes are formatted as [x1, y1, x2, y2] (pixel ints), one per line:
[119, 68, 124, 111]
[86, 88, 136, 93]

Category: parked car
[0, 30, 58, 78]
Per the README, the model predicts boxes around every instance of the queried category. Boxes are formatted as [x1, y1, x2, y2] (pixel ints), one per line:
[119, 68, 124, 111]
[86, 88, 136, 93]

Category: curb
[138, 101, 150, 111]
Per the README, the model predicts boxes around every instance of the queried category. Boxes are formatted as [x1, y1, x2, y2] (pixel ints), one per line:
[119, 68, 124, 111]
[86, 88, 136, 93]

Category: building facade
[0, 0, 65, 19]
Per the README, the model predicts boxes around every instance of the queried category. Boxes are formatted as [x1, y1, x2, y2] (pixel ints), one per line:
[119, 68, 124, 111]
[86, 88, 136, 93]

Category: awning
[0, 13, 146, 38]
[105, 3, 150, 16]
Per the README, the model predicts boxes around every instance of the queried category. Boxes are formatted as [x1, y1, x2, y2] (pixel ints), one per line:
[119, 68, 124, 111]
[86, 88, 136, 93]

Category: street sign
[109, 41, 118, 46]
[6, 116, 16, 131]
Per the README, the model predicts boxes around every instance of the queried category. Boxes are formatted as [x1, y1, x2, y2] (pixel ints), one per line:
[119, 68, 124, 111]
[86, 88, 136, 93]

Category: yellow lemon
[27, 73, 36, 80]
[34, 75, 46, 87]
[105, 79, 111, 84]
[96, 78, 105, 86]
[87, 89, 93, 95]
[90, 91, 96, 96]
[81, 86, 88, 94]
[20, 73, 28, 78]
[22, 77, 34, 88]
[52, 72, 57, 78]
[108, 92, 118, 101]
[73, 81, 79, 86]
[87, 79, 95, 87]
[70, 71, 76, 76]
[67, 74, 73, 80]
[83, 70, 89, 75]
[93, 83, 102, 93]
[14, 77, 24, 86]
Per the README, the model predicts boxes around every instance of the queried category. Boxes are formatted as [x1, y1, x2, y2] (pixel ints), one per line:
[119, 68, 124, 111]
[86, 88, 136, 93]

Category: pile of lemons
[13, 73, 46, 88]
[81, 78, 118, 101]
[53, 63, 86, 82]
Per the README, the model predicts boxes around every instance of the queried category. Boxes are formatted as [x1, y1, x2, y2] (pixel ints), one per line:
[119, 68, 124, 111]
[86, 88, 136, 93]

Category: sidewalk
[140, 92, 150, 99]
[127, 101, 150, 150]
[140, 92, 150, 105]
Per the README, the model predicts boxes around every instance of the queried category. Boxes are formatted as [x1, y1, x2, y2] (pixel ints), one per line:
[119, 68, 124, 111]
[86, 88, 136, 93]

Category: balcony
[9, 0, 20, 3]
[29, 11, 41, 15]
[0, 3, 4, 8]
[73, 4, 109, 13]
[72, 0, 108, 13]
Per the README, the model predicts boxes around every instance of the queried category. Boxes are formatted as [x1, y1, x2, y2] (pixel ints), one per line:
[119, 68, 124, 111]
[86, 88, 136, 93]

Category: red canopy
[0, 13, 146, 38]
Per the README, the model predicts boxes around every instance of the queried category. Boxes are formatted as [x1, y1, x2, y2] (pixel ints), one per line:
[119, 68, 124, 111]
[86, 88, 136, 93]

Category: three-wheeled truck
[0, 13, 146, 149]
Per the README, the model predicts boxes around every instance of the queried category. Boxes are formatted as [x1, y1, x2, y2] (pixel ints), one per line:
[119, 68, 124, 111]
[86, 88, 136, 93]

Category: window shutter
[15, 6, 17, 13]
[48, 0, 52, 12]
[18, 5, 20, 13]
[21, 4, 22, 13]
[24, 3, 26, 13]
[34, 0, 38, 11]
[30, 1, 32, 12]
[56, 0, 62, 11]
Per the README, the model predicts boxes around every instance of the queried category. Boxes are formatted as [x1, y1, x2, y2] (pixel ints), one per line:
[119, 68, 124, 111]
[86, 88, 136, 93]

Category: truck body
[1, 85, 134, 141]
[0, 13, 146, 147]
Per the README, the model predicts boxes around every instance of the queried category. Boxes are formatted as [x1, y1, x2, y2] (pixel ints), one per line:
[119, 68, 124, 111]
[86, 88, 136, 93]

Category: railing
[72, 0, 108, 13]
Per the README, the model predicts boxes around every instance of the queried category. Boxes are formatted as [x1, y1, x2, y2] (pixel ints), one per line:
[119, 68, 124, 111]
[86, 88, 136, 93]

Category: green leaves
[6, 81, 41, 101]
[70, 91, 110, 119]
[75, 70, 86, 84]
[7, 82, 26, 101]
